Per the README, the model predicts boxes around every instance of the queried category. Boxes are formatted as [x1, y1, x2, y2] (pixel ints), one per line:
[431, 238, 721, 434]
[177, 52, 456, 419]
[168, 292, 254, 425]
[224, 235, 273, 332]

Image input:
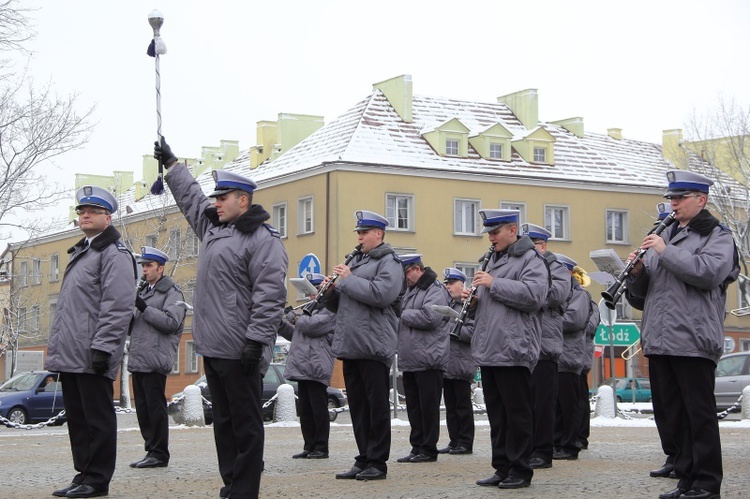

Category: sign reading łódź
[594, 322, 641, 347]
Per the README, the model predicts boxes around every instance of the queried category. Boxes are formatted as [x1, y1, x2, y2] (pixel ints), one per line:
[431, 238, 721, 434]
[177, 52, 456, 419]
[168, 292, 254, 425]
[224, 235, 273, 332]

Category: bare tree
[0, 0, 95, 241]
[681, 95, 750, 305]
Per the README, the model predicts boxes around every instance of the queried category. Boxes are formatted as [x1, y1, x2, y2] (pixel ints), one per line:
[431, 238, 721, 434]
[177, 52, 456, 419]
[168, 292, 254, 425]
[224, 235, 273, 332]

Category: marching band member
[468, 209, 549, 490]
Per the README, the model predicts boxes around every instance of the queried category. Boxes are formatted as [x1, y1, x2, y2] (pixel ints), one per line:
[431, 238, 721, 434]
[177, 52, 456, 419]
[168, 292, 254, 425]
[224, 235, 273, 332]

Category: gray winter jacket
[471, 236, 549, 371]
[325, 242, 403, 366]
[128, 276, 186, 376]
[165, 164, 288, 375]
[397, 268, 451, 372]
[627, 210, 739, 365]
[581, 297, 600, 372]
[539, 253, 571, 362]
[46, 225, 137, 380]
[278, 308, 336, 386]
[559, 280, 591, 375]
[444, 299, 477, 382]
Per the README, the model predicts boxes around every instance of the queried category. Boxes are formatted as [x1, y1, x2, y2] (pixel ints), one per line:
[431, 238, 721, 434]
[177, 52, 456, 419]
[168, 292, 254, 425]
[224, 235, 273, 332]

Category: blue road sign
[298, 253, 321, 278]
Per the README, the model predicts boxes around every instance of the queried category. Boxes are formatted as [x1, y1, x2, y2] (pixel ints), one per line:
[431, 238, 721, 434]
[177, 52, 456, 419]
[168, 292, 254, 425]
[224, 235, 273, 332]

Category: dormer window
[446, 139, 459, 156]
[421, 118, 470, 158]
[533, 147, 546, 163]
[490, 143, 503, 159]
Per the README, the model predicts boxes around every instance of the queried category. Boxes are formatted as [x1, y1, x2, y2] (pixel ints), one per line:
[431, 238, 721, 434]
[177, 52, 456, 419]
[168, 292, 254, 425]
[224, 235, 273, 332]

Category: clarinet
[301, 245, 362, 316]
[451, 245, 495, 338]
[601, 212, 676, 309]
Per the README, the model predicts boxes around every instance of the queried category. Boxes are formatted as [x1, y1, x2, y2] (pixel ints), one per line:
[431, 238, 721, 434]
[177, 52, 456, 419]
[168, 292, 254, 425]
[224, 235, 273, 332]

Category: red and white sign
[594, 345, 605, 358]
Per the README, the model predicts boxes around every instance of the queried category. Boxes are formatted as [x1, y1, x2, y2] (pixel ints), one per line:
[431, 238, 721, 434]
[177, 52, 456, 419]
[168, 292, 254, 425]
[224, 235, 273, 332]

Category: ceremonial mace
[147, 10, 167, 194]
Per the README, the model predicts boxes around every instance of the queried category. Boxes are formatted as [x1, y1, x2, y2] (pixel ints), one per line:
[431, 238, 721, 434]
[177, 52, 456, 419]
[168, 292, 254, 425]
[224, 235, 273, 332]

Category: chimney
[607, 128, 623, 140]
[551, 117, 584, 138]
[497, 89, 538, 130]
[662, 129, 686, 167]
[373, 75, 413, 123]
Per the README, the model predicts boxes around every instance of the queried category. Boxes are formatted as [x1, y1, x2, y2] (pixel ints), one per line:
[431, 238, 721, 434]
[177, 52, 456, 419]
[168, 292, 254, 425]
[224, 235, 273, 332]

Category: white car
[714, 351, 750, 411]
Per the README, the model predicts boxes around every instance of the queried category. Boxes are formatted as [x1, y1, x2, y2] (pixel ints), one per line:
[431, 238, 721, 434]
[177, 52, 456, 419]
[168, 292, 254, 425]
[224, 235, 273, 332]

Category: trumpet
[451, 245, 494, 339]
[601, 212, 676, 309]
[300, 245, 362, 316]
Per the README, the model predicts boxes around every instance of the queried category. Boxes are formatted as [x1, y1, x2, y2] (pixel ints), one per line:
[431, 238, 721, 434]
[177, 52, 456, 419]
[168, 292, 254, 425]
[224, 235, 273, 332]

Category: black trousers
[442, 377, 475, 450]
[554, 371, 581, 456]
[530, 359, 558, 462]
[204, 357, 264, 499]
[342, 359, 391, 472]
[297, 379, 330, 453]
[59, 373, 116, 490]
[577, 369, 591, 447]
[649, 355, 722, 493]
[649, 356, 678, 465]
[481, 365, 534, 482]
[403, 369, 443, 457]
[132, 371, 170, 462]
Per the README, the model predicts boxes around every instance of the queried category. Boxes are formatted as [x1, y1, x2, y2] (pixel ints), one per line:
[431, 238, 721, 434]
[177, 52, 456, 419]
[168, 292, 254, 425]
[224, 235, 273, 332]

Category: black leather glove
[154, 136, 177, 168]
[135, 296, 147, 312]
[91, 349, 111, 376]
[240, 340, 263, 375]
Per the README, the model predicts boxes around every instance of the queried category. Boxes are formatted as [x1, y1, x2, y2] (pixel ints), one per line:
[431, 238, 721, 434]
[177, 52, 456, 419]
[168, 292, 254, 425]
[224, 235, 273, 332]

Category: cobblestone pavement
[1, 413, 749, 498]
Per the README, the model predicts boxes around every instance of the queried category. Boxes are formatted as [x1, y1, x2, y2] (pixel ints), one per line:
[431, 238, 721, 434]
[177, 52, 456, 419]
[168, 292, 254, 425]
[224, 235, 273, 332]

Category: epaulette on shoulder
[718, 223, 732, 233]
[392, 253, 402, 263]
[115, 241, 131, 253]
[263, 223, 281, 238]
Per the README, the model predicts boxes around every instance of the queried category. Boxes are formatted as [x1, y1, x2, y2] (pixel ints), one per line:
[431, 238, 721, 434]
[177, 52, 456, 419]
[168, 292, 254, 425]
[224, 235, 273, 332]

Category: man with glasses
[626, 170, 739, 499]
[521, 224, 571, 470]
[47, 186, 137, 498]
[469, 209, 549, 490]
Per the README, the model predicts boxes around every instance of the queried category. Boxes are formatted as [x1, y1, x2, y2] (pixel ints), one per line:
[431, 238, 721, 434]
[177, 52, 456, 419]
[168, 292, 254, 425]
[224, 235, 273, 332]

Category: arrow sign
[594, 322, 641, 347]
[298, 253, 321, 278]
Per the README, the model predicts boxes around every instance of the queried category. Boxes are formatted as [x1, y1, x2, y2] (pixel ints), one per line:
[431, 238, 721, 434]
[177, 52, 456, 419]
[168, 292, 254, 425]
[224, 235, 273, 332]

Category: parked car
[0, 371, 66, 425]
[715, 351, 750, 411]
[168, 363, 347, 424]
[594, 377, 652, 403]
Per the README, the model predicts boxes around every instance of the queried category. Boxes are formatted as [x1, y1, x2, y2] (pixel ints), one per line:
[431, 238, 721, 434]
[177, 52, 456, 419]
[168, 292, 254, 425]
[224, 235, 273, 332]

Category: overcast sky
[3, 0, 750, 245]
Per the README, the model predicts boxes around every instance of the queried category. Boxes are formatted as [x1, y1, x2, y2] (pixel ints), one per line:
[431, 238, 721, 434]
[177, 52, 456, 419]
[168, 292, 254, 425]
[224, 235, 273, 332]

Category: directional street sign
[298, 253, 321, 278]
[594, 322, 641, 347]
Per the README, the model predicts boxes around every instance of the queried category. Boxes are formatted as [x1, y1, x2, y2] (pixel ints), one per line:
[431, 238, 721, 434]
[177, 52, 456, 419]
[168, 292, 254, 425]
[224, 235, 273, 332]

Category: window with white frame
[615, 300, 633, 321]
[185, 340, 198, 373]
[19, 260, 28, 287]
[455, 263, 479, 282]
[50, 254, 59, 282]
[30, 305, 40, 332]
[490, 143, 503, 159]
[741, 338, 750, 352]
[533, 146, 546, 163]
[446, 139, 459, 156]
[386, 193, 414, 231]
[500, 202, 526, 225]
[454, 199, 480, 235]
[32, 259, 41, 285]
[183, 280, 195, 314]
[18, 306, 27, 331]
[49, 299, 57, 333]
[168, 229, 181, 260]
[184, 227, 200, 257]
[544, 205, 569, 240]
[171, 344, 181, 374]
[145, 234, 158, 248]
[272, 203, 288, 238]
[298, 197, 313, 235]
[606, 210, 629, 244]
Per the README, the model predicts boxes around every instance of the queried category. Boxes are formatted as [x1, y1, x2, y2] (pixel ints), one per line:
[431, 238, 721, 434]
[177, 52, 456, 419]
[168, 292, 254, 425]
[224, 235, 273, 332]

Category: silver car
[714, 351, 750, 411]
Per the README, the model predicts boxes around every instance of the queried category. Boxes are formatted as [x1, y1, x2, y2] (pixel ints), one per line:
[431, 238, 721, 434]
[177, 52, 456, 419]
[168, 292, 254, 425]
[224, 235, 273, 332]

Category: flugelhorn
[300, 245, 362, 316]
[601, 212, 676, 309]
[451, 245, 494, 339]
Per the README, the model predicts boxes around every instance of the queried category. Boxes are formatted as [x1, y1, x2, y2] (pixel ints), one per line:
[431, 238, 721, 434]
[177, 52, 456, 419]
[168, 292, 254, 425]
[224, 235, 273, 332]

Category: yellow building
[5, 74, 749, 392]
